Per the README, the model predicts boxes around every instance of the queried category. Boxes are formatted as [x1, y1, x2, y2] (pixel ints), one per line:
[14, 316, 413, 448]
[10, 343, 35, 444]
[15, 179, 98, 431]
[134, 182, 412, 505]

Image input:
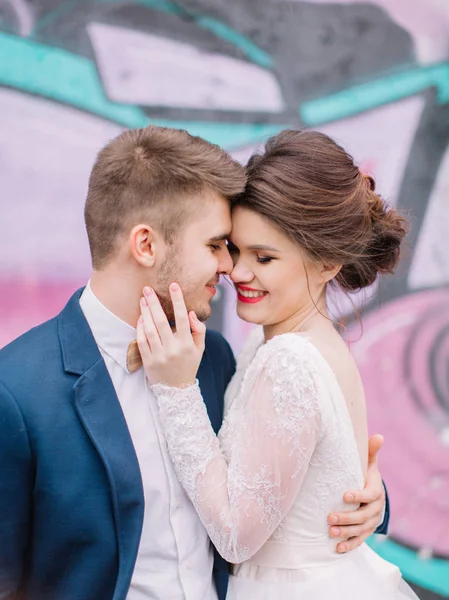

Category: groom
[0, 126, 388, 600]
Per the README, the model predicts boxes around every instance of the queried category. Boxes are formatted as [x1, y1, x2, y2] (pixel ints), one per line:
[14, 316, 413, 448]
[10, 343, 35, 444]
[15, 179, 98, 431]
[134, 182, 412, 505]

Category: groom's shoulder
[205, 329, 236, 377]
[1, 316, 58, 356]
[0, 316, 60, 384]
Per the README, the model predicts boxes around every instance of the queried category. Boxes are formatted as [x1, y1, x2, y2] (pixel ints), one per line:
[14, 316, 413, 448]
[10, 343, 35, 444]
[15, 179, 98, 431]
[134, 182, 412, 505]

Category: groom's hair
[84, 125, 246, 270]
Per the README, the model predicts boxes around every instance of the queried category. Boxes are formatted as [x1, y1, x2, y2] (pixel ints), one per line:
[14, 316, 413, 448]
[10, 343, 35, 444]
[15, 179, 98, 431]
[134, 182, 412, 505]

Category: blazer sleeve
[221, 335, 236, 386]
[206, 330, 236, 388]
[375, 482, 390, 535]
[0, 381, 33, 598]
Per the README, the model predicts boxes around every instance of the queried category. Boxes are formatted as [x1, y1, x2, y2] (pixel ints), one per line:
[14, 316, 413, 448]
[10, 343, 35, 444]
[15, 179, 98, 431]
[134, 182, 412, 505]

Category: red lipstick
[235, 285, 268, 304]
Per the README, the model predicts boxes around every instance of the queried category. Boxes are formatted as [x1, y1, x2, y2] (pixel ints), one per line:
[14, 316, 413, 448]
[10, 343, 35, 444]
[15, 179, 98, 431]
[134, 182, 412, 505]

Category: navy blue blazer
[0, 289, 235, 600]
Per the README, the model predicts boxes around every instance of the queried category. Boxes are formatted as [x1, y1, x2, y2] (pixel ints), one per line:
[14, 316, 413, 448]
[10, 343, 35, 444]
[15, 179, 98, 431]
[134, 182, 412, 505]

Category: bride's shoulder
[245, 334, 324, 426]
[251, 333, 323, 384]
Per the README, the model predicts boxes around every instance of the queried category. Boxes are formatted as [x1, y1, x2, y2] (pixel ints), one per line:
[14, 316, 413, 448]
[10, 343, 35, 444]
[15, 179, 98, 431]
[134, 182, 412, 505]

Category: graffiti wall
[1, 1, 448, 597]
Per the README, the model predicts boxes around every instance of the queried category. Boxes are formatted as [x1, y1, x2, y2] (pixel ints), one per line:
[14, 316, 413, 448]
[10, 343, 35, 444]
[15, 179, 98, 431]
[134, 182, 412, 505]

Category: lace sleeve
[151, 334, 323, 563]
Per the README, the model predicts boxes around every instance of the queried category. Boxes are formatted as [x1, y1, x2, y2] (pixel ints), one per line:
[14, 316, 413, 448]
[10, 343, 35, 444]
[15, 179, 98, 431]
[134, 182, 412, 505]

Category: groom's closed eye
[207, 233, 230, 253]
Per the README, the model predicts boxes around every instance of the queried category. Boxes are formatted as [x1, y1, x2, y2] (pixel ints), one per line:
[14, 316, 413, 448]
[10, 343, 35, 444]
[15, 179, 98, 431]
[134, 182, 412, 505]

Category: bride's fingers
[136, 317, 153, 364]
[169, 283, 191, 339]
[140, 297, 162, 351]
[189, 311, 206, 351]
[143, 286, 173, 346]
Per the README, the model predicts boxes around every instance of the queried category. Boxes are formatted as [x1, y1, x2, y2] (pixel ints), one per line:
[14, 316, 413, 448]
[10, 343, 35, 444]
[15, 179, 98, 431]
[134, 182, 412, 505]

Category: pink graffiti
[350, 288, 449, 556]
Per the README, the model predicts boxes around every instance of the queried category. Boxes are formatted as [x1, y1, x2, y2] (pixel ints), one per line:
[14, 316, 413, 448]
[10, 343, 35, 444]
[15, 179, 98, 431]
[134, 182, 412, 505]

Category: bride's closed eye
[256, 255, 274, 264]
[227, 240, 274, 263]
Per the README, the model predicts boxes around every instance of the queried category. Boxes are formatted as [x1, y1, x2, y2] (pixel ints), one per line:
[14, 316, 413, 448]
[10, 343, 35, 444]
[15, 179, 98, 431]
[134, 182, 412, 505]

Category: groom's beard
[156, 287, 212, 325]
[154, 253, 212, 324]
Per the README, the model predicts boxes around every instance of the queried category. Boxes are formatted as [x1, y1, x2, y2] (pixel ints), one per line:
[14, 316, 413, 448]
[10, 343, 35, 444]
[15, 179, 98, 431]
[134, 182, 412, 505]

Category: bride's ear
[320, 263, 342, 284]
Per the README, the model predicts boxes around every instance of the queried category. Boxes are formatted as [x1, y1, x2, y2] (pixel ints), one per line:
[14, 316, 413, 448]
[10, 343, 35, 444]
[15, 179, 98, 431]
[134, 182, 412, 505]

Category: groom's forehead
[185, 194, 232, 234]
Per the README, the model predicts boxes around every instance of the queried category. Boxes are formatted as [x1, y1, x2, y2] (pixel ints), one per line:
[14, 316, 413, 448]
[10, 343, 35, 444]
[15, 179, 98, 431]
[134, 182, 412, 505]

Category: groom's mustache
[206, 278, 220, 287]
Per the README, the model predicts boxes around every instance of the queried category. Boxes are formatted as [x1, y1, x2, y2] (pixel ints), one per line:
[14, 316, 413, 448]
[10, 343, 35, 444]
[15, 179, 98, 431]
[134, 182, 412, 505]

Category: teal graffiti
[301, 62, 449, 126]
[0, 32, 284, 149]
[195, 16, 273, 69]
[367, 536, 449, 597]
[0, 32, 149, 127]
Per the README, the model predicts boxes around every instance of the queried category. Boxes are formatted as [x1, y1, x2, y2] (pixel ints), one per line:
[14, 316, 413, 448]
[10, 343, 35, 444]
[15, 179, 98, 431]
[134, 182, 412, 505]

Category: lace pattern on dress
[150, 333, 324, 563]
[151, 381, 218, 501]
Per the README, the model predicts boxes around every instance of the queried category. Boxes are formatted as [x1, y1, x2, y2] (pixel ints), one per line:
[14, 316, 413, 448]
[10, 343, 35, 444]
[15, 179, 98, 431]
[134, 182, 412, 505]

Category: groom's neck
[90, 267, 146, 328]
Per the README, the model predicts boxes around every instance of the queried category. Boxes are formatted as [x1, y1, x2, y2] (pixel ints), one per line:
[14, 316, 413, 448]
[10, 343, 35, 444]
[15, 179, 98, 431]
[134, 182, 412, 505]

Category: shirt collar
[80, 281, 136, 373]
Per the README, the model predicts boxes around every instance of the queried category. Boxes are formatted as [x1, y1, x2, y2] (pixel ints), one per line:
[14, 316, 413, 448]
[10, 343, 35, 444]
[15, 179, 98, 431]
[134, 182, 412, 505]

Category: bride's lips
[236, 285, 268, 304]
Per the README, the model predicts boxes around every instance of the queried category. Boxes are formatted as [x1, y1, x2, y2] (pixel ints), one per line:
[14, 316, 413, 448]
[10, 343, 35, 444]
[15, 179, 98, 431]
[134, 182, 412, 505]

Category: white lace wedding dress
[150, 330, 419, 599]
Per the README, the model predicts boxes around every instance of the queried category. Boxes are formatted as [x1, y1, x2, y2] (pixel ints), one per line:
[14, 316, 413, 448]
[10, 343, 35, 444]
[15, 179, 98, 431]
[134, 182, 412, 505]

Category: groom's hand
[327, 434, 386, 553]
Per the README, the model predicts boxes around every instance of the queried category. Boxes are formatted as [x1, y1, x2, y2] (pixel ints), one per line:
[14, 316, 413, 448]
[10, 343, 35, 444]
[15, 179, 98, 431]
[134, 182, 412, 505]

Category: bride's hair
[234, 129, 408, 292]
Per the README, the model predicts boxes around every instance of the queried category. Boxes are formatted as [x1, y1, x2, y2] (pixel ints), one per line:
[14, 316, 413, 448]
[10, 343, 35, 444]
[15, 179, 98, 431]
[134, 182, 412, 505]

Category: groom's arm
[206, 329, 236, 394]
[375, 482, 390, 535]
[0, 380, 33, 598]
[219, 333, 236, 384]
[328, 434, 388, 553]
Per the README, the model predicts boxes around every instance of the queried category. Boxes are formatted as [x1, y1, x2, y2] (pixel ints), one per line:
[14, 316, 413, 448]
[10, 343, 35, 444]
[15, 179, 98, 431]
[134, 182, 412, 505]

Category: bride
[137, 130, 418, 599]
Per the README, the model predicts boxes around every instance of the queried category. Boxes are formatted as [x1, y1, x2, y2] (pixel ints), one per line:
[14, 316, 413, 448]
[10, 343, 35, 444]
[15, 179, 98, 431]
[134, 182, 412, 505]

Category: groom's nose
[217, 246, 234, 275]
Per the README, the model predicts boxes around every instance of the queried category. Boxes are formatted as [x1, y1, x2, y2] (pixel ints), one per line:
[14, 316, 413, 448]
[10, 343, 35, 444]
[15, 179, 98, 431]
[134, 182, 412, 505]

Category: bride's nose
[230, 259, 255, 284]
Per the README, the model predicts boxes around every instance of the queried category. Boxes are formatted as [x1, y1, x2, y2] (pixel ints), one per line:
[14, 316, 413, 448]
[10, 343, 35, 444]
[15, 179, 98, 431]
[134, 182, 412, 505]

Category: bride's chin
[236, 306, 265, 325]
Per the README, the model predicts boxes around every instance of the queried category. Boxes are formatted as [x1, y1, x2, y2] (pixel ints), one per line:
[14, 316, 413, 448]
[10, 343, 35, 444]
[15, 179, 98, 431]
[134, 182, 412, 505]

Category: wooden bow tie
[126, 339, 143, 372]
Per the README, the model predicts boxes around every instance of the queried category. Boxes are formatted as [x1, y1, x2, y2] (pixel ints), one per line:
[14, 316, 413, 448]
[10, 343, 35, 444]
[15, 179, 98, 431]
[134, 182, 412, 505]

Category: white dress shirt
[80, 283, 218, 600]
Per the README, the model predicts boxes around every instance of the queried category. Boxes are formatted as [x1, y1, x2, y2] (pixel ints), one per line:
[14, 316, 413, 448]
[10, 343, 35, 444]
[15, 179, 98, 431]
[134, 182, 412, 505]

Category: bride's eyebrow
[246, 244, 280, 253]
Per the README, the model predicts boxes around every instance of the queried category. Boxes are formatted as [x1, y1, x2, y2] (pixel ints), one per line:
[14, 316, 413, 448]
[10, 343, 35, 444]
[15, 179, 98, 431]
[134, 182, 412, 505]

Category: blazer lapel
[58, 289, 144, 599]
[197, 346, 222, 434]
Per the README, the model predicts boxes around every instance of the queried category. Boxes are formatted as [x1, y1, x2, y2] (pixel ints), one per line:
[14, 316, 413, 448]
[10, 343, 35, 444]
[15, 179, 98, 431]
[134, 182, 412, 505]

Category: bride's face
[229, 206, 326, 332]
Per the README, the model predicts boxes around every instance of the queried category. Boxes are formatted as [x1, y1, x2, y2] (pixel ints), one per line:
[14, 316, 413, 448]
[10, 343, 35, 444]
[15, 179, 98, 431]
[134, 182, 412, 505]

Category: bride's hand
[137, 283, 206, 387]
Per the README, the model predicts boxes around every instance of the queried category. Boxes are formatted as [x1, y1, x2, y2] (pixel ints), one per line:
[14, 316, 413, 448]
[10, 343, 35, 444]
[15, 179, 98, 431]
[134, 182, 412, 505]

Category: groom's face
[154, 193, 233, 322]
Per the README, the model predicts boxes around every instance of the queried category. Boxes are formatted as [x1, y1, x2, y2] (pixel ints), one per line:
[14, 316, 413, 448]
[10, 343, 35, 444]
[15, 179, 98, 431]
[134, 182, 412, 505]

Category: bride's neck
[263, 298, 332, 342]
